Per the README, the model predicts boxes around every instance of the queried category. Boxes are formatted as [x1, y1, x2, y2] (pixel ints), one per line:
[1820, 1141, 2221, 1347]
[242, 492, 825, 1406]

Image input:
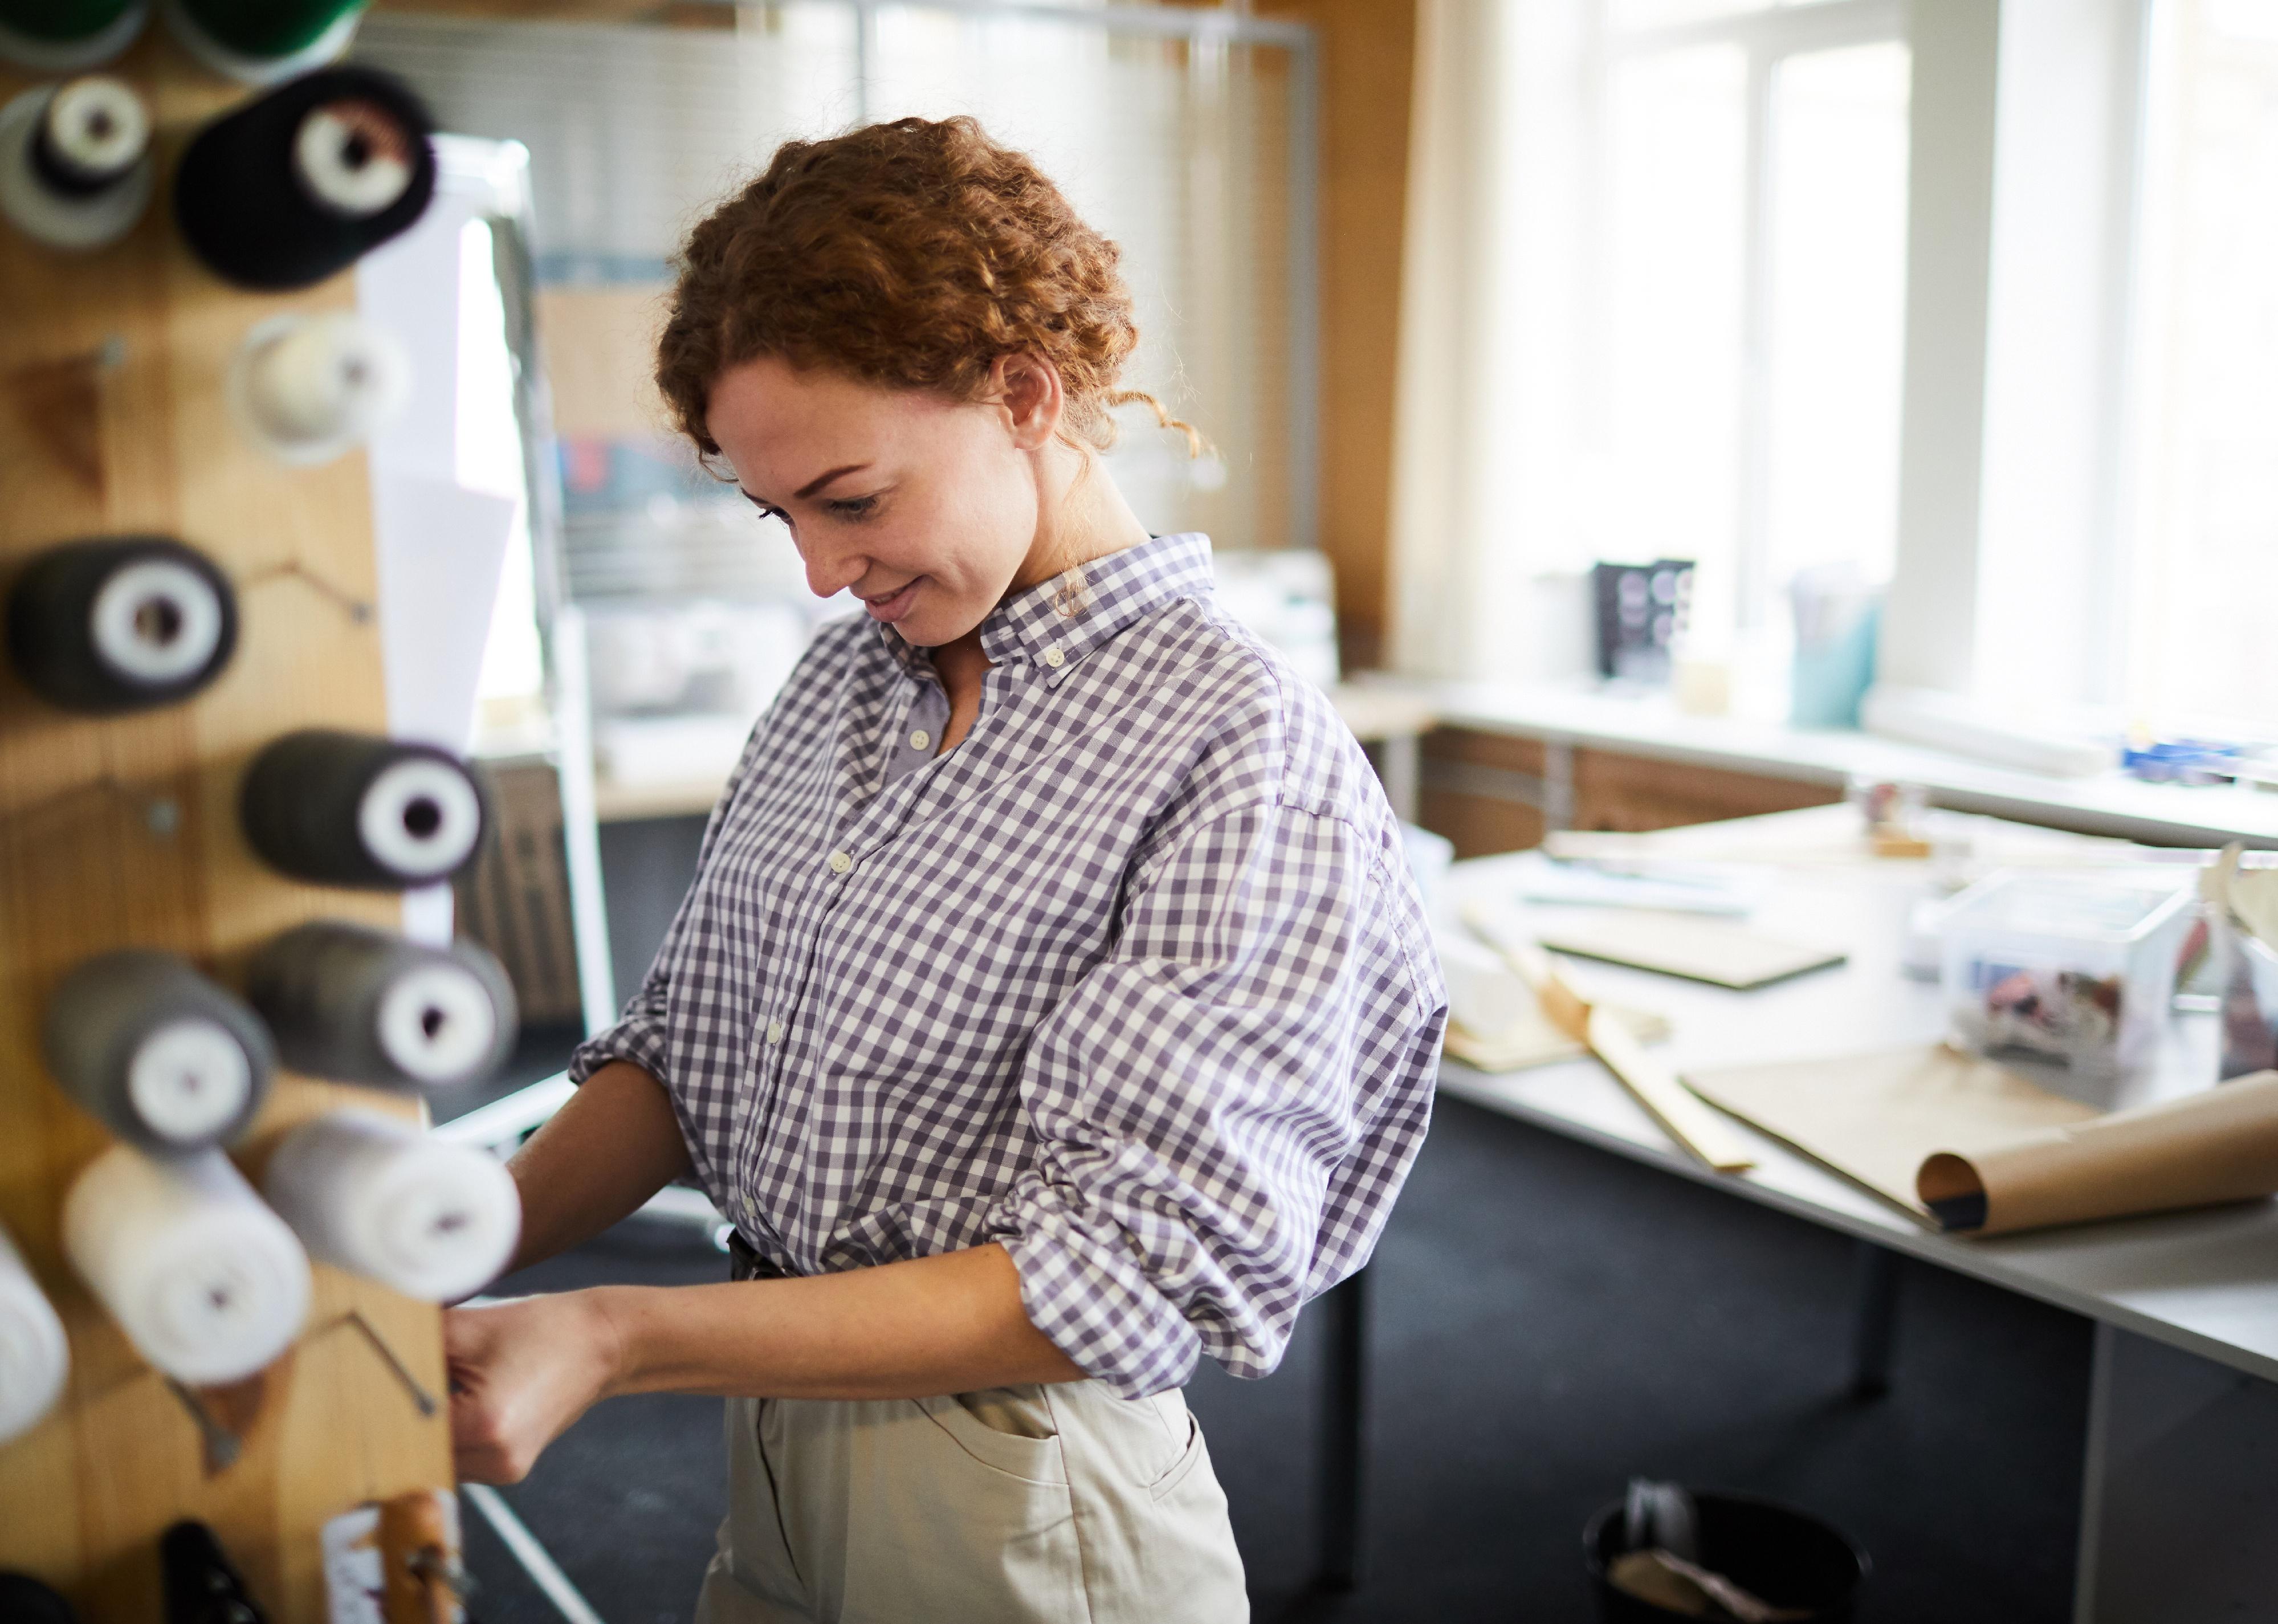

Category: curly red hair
[655, 115, 1196, 459]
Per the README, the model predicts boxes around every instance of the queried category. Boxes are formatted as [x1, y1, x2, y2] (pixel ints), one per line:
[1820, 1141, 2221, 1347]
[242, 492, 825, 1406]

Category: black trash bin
[1583, 1490, 1869, 1622]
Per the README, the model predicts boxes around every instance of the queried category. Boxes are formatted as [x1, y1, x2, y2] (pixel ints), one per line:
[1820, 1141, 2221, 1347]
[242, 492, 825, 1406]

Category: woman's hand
[445, 1292, 626, 1484]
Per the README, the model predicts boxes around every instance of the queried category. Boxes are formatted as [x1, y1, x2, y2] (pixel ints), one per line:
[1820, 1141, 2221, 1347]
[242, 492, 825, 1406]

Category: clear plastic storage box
[1941, 871, 2197, 1076]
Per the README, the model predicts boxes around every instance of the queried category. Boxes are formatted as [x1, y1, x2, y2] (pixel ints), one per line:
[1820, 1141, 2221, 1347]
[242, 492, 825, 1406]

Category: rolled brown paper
[1917, 1070, 2278, 1235]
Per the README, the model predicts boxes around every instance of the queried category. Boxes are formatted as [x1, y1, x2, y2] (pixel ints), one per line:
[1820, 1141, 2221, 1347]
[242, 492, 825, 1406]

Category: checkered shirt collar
[879, 531, 1213, 685]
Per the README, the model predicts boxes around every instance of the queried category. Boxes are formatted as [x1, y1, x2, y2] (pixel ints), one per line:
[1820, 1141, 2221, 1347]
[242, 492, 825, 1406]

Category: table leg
[1377, 733, 1421, 826]
[1849, 1241, 1901, 1399]
[1317, 1266, 1371, 1592]
[2073, 1324, 2278, 1623]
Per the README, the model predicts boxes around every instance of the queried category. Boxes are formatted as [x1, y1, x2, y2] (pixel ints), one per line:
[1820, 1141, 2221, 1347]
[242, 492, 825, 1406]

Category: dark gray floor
[458, 1093, 2089, 1624]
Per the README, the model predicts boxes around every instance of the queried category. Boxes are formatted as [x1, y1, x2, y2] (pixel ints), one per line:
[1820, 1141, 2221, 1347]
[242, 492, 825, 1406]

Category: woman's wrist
[584, 1284, 641, 1401]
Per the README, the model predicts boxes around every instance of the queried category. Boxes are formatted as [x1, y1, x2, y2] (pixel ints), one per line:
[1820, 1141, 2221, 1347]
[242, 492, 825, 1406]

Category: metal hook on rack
[317, 1308, 440, 1417]
[162, 1377, 243, 1471]
[237, 558, 374, 625]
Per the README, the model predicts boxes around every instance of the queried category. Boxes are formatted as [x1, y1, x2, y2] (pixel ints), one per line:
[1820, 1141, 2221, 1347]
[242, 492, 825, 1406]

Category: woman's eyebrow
[796, 463, 871, 499]
[737, 464, 872, 509]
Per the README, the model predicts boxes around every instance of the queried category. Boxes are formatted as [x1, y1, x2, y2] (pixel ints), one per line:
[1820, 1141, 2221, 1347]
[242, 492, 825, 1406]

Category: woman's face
[706, 354, 1054, 649]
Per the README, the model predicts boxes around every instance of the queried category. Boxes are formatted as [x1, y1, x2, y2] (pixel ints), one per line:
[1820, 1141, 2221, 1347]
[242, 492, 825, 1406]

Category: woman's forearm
[591, 1242, 1086, 1401]
[506, 1059, 693, 1271]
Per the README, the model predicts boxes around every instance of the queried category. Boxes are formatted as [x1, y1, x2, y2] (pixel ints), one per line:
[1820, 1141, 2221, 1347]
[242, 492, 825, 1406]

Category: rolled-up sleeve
[987, 792, 1444, 1399]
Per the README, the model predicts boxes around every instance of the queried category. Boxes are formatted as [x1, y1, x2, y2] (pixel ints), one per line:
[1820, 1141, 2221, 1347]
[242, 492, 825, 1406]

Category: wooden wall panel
[0, 36, 451, 1619]
[1252, 0, 1416, 671]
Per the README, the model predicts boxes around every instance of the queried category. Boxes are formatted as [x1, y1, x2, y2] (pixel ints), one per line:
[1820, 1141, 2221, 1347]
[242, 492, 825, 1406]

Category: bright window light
[1763, 42, 1910, 596]
[2123, 0, 2278, 735]
[1582, 3, 1910, 652]
[1595, 44, 1748, 632]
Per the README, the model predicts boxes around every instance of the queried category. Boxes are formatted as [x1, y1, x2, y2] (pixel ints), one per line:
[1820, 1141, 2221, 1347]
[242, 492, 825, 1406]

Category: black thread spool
[240, 729, 487, 889]
[246, 921, 516, 1090]
[161, 1521, 269, 1624]
[6, 536, 238, 713]
[0, 74, 154, 250]
[43, 949, 275, 1152]
[174, 66, 434, 291]
[0, 1572, 77, 1624]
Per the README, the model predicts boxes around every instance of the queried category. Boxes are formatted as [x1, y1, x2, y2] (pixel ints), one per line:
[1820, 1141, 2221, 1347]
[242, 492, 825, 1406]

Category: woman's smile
[860, 580, 921, 623]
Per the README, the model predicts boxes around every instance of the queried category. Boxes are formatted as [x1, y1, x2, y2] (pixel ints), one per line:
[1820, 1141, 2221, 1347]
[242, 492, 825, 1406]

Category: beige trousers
[692, 1381, 1249, 1624]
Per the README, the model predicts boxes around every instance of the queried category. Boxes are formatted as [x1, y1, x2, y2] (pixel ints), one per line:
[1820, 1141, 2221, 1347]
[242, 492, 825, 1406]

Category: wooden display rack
[0, 30, 451, 1619]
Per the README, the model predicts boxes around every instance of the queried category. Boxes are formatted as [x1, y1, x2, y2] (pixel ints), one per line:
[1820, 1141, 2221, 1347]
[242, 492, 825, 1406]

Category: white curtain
[1386, 0, 1594, 685]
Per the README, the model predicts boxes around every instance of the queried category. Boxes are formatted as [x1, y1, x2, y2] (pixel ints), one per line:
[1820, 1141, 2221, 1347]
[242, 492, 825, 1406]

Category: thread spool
[162, 0, 364, 85]
[0, 1221, 70, 1445]
[226, 311, 410, 465]
[0, 75, 153, 251]
[0, 0, 146, 72]
[266, 1108, 519, 1301]
[174, 66, 433, 291]
[246, 921, 515, 1090]
[0, 1573, 77, 1624]
[6, 536, 238, 713]
[63, 1145, 311, 1386]
[161, 1522, 269, 1623]
[240, 729, 486, 889]
[43, 949, 274, 1152]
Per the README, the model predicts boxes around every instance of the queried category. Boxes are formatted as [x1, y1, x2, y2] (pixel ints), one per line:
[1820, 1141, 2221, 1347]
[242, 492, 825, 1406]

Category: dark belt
[727, 1232, 792, 1283]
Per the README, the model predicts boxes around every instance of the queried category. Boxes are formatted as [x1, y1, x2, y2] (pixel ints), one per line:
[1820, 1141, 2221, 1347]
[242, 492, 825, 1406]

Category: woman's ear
[993, 353, 1066, 451]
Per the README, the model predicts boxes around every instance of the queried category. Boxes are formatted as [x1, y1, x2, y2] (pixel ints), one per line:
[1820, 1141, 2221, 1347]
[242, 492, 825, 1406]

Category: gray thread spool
[5, 536, 238, 714]
[246, 921, 515, 1090]
[0, 75, 154, 251]
[239, 729, 486, 889]
[43, 949, 274, 1151]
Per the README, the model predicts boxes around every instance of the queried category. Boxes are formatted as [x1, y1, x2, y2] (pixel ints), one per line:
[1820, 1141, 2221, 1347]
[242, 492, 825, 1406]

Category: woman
[446, 116, 1444, 1624]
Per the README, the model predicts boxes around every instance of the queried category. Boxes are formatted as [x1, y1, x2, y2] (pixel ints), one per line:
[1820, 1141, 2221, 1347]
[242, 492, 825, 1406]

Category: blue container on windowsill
[1790, 592, 1881, 731]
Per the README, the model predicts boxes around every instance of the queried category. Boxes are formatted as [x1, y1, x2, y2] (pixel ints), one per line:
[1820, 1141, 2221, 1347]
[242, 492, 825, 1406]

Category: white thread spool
[63, 1146, 310, 1386]
[227, 312, 410, 465]
[0, 76, 153, 251]
[266, 1108, 519, 1302]
[0, 1221, 69, 1443]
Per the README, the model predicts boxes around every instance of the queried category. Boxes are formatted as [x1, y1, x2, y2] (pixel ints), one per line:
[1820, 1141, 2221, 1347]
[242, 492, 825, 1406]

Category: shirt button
[1042, 646, 1065, 668]
[909, 729, 930, 751]
[766, 1018, 785, 1044]
[828, 850, 852, 875]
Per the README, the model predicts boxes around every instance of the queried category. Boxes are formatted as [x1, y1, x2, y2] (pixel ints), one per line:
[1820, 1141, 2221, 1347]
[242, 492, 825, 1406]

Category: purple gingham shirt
[569, 532, 1444, 1398]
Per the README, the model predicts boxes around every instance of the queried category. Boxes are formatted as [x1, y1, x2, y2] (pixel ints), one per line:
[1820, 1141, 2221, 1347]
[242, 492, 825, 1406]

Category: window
[2121, 0, 2278, 733]
[1584, 0, 1911, 650]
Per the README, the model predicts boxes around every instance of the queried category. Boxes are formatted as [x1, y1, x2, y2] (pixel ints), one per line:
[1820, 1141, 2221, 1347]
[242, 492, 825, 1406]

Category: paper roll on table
[0, 75, 153, 250]
[0, 0, 146, 71]
[64, 1145, 310, 1385]
[247, 921, 515, 1089]
[44, 949, 274, 1151]
[241, 729, 486, 888]
[174, 65, 433, 290]
[267, 1108, 519, 1300]
[0, 1220, 70, 1444]
[1918, 1071, 2278, 1236]
[6, 536, 239, 713]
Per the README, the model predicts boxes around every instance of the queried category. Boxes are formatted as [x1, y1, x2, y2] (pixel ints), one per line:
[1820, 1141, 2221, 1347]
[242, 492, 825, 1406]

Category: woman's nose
[801, 540, 865, 600]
